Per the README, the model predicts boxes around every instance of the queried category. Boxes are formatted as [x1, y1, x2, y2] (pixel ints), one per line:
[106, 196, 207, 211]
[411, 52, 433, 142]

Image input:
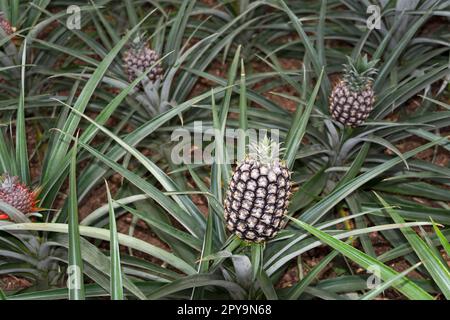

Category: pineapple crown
[129, 33, 148, 52]
[342, 54, 379, 91]
[248, 136, 284, 166]
[0, 173, 19, 190]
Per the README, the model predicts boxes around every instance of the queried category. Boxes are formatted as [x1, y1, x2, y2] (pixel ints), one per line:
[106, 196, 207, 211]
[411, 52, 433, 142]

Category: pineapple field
[0, 0, 449, 303]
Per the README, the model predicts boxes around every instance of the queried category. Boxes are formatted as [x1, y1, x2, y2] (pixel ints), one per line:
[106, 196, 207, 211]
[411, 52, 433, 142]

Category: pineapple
[123, 34, 163, 83]
[329, 55, 378, 127]
[0, 174, 39, 220]
[0, 12, 15, 35]
[224, 137, 292, 243]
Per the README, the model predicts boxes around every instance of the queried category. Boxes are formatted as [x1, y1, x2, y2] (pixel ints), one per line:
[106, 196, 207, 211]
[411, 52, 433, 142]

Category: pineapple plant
[329, 55, 378, 127]
[123, 34, 163, 83]
[224, 137, 292, 242]
[0, 174, 39, 220]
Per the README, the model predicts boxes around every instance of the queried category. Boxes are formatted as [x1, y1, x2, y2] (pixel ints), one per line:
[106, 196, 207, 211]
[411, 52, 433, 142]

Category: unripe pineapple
[123, 35, 163, 83]
[0, 174, 39, 220]
[329, 55, 378, 127]
[224, 138, 292, 243]
[0, 12, 15, 35]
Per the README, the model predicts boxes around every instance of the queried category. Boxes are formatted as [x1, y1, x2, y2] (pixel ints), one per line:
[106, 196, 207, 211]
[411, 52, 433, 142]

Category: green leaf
[43, 12, 154, 182]
[15, 39, 30, 184]
[299, 136, 448, 224]
[120, 204, 202, 251]
[192, 202, 215, 299]
[287, 249, 340, 300]
[146, 274, 246, 300]
[52, 234, 146, 300]
[317, 0, 327, 67]
[232, 254, 252, 290]
[360, 262, 423, 300]
[290, 167, 327, 212]
[284, 68, 324, 169]
[54, 114, 205, 238]
[0, 223, 196, 275]
[125, 0, 138, 27]
[374, 10, 431, 91]
[287, 216, 433, 300]
[375, 193, 450, 299]
[358, 135, 409, 169]
[220, 45, 241, 130]
[68, 135, 85, 300]
[105, 182, 124, 300]
[165, 1, 195, 67]
[251, 243, 263, 282]
[238, 58, 248, 160]
[257, 269, 278, 300]
[278, 0, 330, 98]
[432, 220, 450, 257]
[0, 287, 6, 300]
[337, 142, 370, 188]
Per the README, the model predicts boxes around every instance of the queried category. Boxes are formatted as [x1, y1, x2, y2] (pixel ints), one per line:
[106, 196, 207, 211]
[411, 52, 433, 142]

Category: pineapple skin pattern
[0, 13, 14, 35]
[224, 158, 292, 243]
[329, 80, 375, 127]
[123, 45, 163, 83]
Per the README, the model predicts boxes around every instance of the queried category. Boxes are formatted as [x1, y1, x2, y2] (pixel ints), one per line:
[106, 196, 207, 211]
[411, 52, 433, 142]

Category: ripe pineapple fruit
[329, 55, 378, 127]
[123, 34, 163, 83]
[0, 12, 15, 35]
[224, 137, 292, 243]
[0, 174, 39, 220]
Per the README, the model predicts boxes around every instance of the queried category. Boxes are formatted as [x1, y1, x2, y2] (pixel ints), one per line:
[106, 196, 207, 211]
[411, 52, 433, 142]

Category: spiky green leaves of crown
[342, 54, 379, 92]
[129, 33, 147, 52]
[248, 135, 284, 166]
[224, 137, 292, 242]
